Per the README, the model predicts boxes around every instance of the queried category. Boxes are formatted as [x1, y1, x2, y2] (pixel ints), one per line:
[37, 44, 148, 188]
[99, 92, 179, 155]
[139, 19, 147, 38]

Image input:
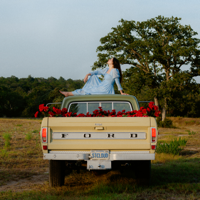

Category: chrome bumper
[43, 151, 155, 160]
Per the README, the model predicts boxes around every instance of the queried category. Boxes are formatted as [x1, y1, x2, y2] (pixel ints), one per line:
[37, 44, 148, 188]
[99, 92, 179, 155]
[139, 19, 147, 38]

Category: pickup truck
[40, 94, 158, 187]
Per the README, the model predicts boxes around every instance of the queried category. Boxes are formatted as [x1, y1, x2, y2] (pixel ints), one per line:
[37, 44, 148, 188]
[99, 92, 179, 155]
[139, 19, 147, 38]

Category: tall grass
[32, 129, 39, 133]
[188, 130, 196, 135]
[157, 118, 175, 128]
[156, 138, 187, 155]
[3, 133, 12, 148]
[25, 132, 33, 140]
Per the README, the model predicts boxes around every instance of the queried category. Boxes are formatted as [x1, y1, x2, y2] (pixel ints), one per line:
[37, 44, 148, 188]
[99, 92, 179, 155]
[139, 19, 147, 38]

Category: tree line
[0, 76, 84, 117]
[0, 74, 199, 118]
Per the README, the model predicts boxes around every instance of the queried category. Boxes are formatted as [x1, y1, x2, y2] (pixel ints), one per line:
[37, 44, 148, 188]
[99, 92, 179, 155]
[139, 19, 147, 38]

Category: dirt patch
[0, 174, 48, 192]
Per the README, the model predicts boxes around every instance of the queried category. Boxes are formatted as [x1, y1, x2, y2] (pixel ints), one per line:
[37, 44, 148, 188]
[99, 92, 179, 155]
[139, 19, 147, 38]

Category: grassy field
[0, 117, 200, 200]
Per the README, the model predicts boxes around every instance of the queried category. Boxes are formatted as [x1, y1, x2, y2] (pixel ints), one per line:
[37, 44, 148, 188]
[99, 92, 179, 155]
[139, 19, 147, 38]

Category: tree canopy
[93, 16, 200, 120]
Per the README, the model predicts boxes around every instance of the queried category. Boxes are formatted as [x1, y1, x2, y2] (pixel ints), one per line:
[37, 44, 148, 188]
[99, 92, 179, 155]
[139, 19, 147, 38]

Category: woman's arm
[119, 90, 129, 95]
[115, 78, 129, 95]
[84, 73, 91, 83]
[84, 68, 108, 83]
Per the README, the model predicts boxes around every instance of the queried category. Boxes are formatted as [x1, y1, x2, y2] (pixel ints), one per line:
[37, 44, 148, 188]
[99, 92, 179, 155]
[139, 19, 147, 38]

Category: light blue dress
[72, 67, 123, 95]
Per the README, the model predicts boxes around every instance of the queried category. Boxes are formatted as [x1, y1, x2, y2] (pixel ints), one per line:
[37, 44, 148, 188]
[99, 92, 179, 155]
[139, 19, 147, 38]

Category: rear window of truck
[68, 101, 133, 115]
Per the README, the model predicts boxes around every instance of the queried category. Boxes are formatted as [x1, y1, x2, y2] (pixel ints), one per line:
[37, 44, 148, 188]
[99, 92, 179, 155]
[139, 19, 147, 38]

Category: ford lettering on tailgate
[91, 150, 109, 160]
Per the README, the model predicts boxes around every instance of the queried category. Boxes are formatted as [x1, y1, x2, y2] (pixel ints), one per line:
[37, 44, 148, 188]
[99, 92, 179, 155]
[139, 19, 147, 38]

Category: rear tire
[49, 160, 65, 187]
[134, 160, 151, 186]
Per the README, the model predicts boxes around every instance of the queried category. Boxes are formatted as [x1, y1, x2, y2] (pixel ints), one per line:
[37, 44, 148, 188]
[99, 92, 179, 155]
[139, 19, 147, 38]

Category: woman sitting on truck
[60, 57, 129, 96]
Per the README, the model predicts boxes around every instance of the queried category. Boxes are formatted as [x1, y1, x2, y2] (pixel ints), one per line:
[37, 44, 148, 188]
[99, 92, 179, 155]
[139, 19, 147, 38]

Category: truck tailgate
[47, 117, 153, 150]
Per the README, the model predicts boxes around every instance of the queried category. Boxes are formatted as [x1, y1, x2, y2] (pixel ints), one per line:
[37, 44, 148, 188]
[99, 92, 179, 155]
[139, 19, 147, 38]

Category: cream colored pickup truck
[40, 95, 158, 187]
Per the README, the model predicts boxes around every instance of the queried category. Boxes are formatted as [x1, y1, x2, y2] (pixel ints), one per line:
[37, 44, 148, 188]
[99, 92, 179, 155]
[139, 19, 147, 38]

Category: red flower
[61, 108, 67, 114]
[53, 107, 61, 115]
[141, 109, 147, 114]
[48, 111, 55, 117]
[39, 104, 44, 112]
[153, 105, 158, 111]
[98, 107, 103, 111]
[154, 111, 160, 117]
[77, 113, 85, 117]
[65, 112, 72, 117]
[117, 111, 122, 115]
[36, 102, 160, 118]
[136, 111, 143, 117]
[34, 111, 39, 118]
[148, 102, 154, 109]
[43, 106, 49, 112]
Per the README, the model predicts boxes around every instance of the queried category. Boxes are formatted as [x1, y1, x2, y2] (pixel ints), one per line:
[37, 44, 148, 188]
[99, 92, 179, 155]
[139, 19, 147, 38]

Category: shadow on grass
[151, 157, 200, 186]
[1, 158, 200, 200]
[86, 158, 200, 196]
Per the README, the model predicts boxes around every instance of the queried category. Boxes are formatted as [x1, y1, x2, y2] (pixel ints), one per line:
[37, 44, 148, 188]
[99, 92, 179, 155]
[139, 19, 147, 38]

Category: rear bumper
[43, 151, 155, 161]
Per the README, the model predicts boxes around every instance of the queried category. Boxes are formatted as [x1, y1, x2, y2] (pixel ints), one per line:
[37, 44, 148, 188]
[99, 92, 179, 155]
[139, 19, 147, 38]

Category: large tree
[93, 16, 200, 120]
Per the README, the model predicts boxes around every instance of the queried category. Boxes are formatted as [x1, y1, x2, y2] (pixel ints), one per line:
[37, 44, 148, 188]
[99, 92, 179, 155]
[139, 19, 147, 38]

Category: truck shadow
[64, 158, 200, 190]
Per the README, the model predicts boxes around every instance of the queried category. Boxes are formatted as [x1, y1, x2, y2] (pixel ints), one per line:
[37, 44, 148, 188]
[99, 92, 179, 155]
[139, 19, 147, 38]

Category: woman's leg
[59, 91, 74, 97]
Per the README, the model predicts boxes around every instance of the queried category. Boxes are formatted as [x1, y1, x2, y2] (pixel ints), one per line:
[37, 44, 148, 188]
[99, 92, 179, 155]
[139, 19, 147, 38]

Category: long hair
[113, 57, 122, 83]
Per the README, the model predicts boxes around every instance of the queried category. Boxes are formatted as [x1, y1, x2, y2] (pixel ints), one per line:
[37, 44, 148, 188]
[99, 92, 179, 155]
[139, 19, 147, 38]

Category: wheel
[49, 160, 65, 187]
[134, 160, 151, 186]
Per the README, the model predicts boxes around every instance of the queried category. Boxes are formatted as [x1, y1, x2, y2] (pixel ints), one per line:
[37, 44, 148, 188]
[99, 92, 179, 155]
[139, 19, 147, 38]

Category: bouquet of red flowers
[34, 102, 160, 118]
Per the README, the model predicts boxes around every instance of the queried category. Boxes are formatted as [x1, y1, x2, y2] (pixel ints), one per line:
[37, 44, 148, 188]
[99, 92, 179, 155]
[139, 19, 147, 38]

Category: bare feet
[59, 91, 69, 97]
[59, 91, 74, 97]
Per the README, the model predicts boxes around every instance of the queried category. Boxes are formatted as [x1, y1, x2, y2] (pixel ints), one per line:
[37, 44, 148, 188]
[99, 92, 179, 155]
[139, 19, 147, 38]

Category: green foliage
[93, 15, 200, 119]
[157, 118, 175, 128]
[0, 149, 8, 158]
[25, 132, 33, 140]
[32, 129, 38, 133]
[156, 138, 187, 155]
[188, 131, 196, 135]
[0, 85, 25, 117]
[0, 76, 84, 117]
[3, 133, 11, 148]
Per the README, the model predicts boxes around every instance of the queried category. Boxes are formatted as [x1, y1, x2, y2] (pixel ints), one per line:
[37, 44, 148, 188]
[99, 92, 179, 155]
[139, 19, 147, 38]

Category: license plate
[90, 150, 109, 160]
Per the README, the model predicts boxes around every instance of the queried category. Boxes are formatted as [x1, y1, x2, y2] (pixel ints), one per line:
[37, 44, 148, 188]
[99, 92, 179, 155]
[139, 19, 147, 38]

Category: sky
[0, 0, 200, 82]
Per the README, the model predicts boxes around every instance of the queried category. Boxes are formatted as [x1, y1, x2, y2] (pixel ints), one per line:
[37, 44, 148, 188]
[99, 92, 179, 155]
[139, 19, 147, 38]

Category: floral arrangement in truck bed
[34, 102, 160, 118]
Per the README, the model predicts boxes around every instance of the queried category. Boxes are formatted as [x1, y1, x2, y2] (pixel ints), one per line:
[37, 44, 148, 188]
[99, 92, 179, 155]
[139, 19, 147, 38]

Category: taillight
[151, 127, 156, 143]
[43, 145, 47, 150]
[151, 145, 156, 150]
[42, 128, 47, 143]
